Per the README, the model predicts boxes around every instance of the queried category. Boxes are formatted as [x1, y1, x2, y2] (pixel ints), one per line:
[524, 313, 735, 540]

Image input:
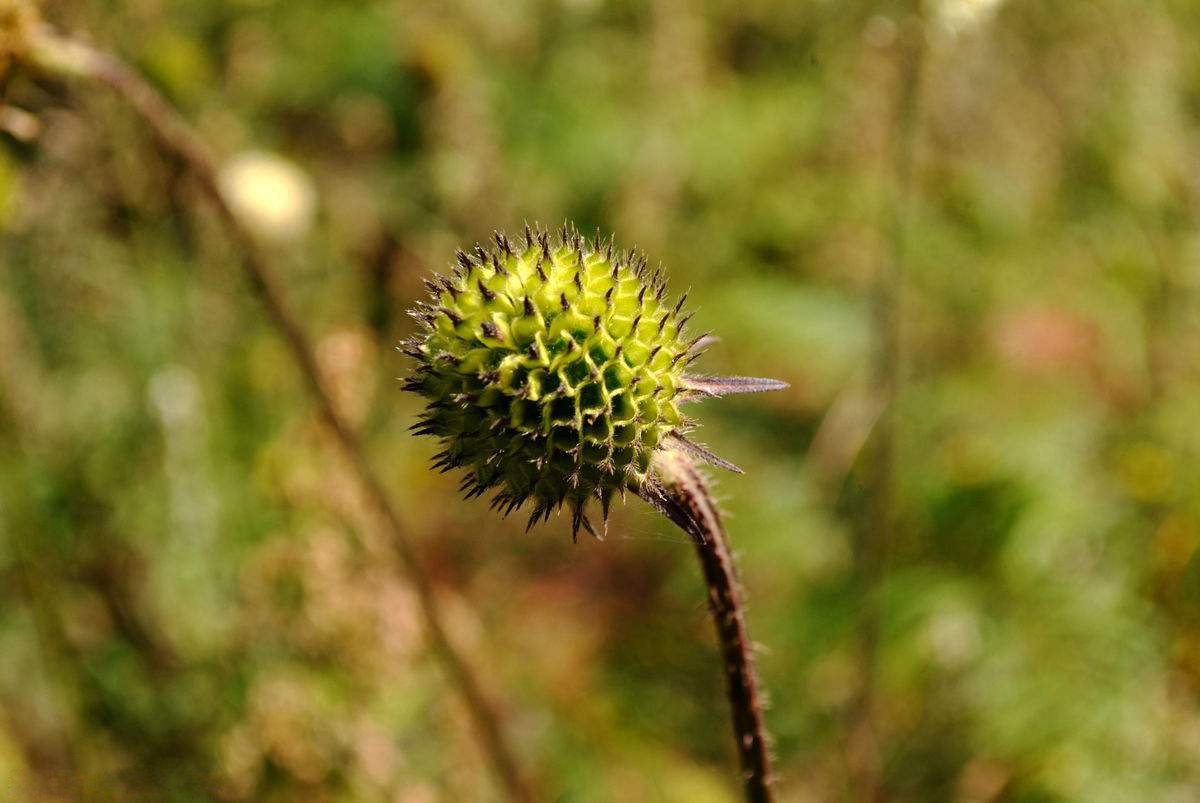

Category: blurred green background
[4, 0, 1200, 800]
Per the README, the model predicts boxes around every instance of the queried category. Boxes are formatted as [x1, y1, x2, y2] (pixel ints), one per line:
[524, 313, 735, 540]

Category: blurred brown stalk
[8, 13, 539, 803]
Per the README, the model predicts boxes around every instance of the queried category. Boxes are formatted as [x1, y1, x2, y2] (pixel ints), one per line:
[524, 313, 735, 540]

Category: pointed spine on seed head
[480, 322, 504, 343]
[495, 231, 512, 256]
[492, 252, 509, 276]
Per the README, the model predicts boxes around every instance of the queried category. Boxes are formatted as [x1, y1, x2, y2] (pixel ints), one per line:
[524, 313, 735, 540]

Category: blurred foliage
[3, 0, 1200, 801]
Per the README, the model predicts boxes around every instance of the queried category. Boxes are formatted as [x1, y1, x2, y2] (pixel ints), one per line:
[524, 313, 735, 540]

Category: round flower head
[403, 224, 785, 539]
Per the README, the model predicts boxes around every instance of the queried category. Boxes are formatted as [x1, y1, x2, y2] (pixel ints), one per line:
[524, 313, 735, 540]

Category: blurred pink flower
[991, 306, 1098, 375]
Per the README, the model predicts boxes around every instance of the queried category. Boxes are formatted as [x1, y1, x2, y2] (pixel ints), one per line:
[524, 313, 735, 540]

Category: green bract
[403, 224, 784, 538]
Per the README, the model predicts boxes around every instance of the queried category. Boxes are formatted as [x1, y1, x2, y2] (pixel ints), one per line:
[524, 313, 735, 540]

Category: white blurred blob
[925, 605, 982, 669]
[937, 0, 1006, 35]
[148, 364, 201, 427]
[148, 365, 216, 545]
[218, 150, 317, 242]
[148, 366, 223, 649]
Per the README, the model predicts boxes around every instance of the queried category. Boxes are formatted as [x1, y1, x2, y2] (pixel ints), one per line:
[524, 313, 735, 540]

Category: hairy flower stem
[652, 451, 773, 802]
[16, 22, 537, 803]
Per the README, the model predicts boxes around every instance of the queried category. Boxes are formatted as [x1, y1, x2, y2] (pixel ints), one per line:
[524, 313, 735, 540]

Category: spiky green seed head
[403, 224, 786, 539]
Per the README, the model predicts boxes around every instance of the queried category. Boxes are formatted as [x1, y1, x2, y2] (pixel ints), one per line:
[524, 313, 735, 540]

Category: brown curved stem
[647, 452, 774, 802]
[18, 23, 537, 803]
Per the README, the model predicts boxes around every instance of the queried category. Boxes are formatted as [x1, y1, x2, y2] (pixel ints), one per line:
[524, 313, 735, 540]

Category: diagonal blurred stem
[19, 23, 538, 803]
[848, 7, 926, 802]
[649, 451, 774, 802]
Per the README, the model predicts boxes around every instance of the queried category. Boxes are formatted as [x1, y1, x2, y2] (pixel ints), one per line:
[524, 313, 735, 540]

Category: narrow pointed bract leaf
[681, 375, 790, 398]
[664, 432, 744, 474]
